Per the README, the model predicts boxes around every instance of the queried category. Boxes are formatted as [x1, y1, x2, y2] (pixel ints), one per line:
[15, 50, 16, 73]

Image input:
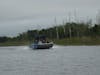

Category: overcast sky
[0, 0, 100, 37]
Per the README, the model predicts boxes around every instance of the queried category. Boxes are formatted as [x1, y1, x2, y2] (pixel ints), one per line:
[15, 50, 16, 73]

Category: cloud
[0, 0, 99, 36]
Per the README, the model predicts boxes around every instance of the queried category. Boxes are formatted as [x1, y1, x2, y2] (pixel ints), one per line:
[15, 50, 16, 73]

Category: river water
[0, 45, 100, 75]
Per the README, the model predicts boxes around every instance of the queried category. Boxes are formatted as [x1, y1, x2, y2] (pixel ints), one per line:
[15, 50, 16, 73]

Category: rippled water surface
[0, 45, 100, 75]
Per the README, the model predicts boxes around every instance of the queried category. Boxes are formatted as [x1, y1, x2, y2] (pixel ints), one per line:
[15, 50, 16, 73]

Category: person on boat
[41, 39, 46, 43]
[34, 40, 38, 44]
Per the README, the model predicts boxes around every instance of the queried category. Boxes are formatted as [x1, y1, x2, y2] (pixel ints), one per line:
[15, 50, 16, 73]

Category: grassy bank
[0, 41, 29, 46]
[0, 37, 100, 46]
[54, 37, 100, 45]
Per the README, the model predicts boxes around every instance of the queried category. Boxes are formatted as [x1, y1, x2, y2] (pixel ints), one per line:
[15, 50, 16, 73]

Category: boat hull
[30, 42, 53, 49]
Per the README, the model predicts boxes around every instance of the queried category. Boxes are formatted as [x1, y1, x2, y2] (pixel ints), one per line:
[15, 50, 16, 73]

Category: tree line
[0, 22, 100, 43]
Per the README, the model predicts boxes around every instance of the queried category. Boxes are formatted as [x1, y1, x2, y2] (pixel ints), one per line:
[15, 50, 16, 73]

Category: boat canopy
[34, 35, 46, 41]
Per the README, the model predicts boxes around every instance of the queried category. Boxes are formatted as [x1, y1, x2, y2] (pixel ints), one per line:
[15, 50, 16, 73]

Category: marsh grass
[54, 37, 100, 45]
[0, 41, 29, 46]
[0, 37, 100, 46]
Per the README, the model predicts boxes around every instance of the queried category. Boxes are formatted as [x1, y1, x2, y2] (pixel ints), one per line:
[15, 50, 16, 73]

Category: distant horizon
[0, 21, 99, 38]
[0, 15, 99, 37]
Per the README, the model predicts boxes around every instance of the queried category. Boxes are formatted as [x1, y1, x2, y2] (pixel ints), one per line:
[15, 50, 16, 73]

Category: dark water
[0, 45, 100, 75]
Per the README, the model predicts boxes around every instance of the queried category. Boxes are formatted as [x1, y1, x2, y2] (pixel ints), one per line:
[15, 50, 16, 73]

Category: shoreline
[0, 37, 100, 46]
[0, 43, 100, 47]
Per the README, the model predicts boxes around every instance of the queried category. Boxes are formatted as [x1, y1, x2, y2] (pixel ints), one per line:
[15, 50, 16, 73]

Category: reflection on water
[0, 45, 100, 75]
